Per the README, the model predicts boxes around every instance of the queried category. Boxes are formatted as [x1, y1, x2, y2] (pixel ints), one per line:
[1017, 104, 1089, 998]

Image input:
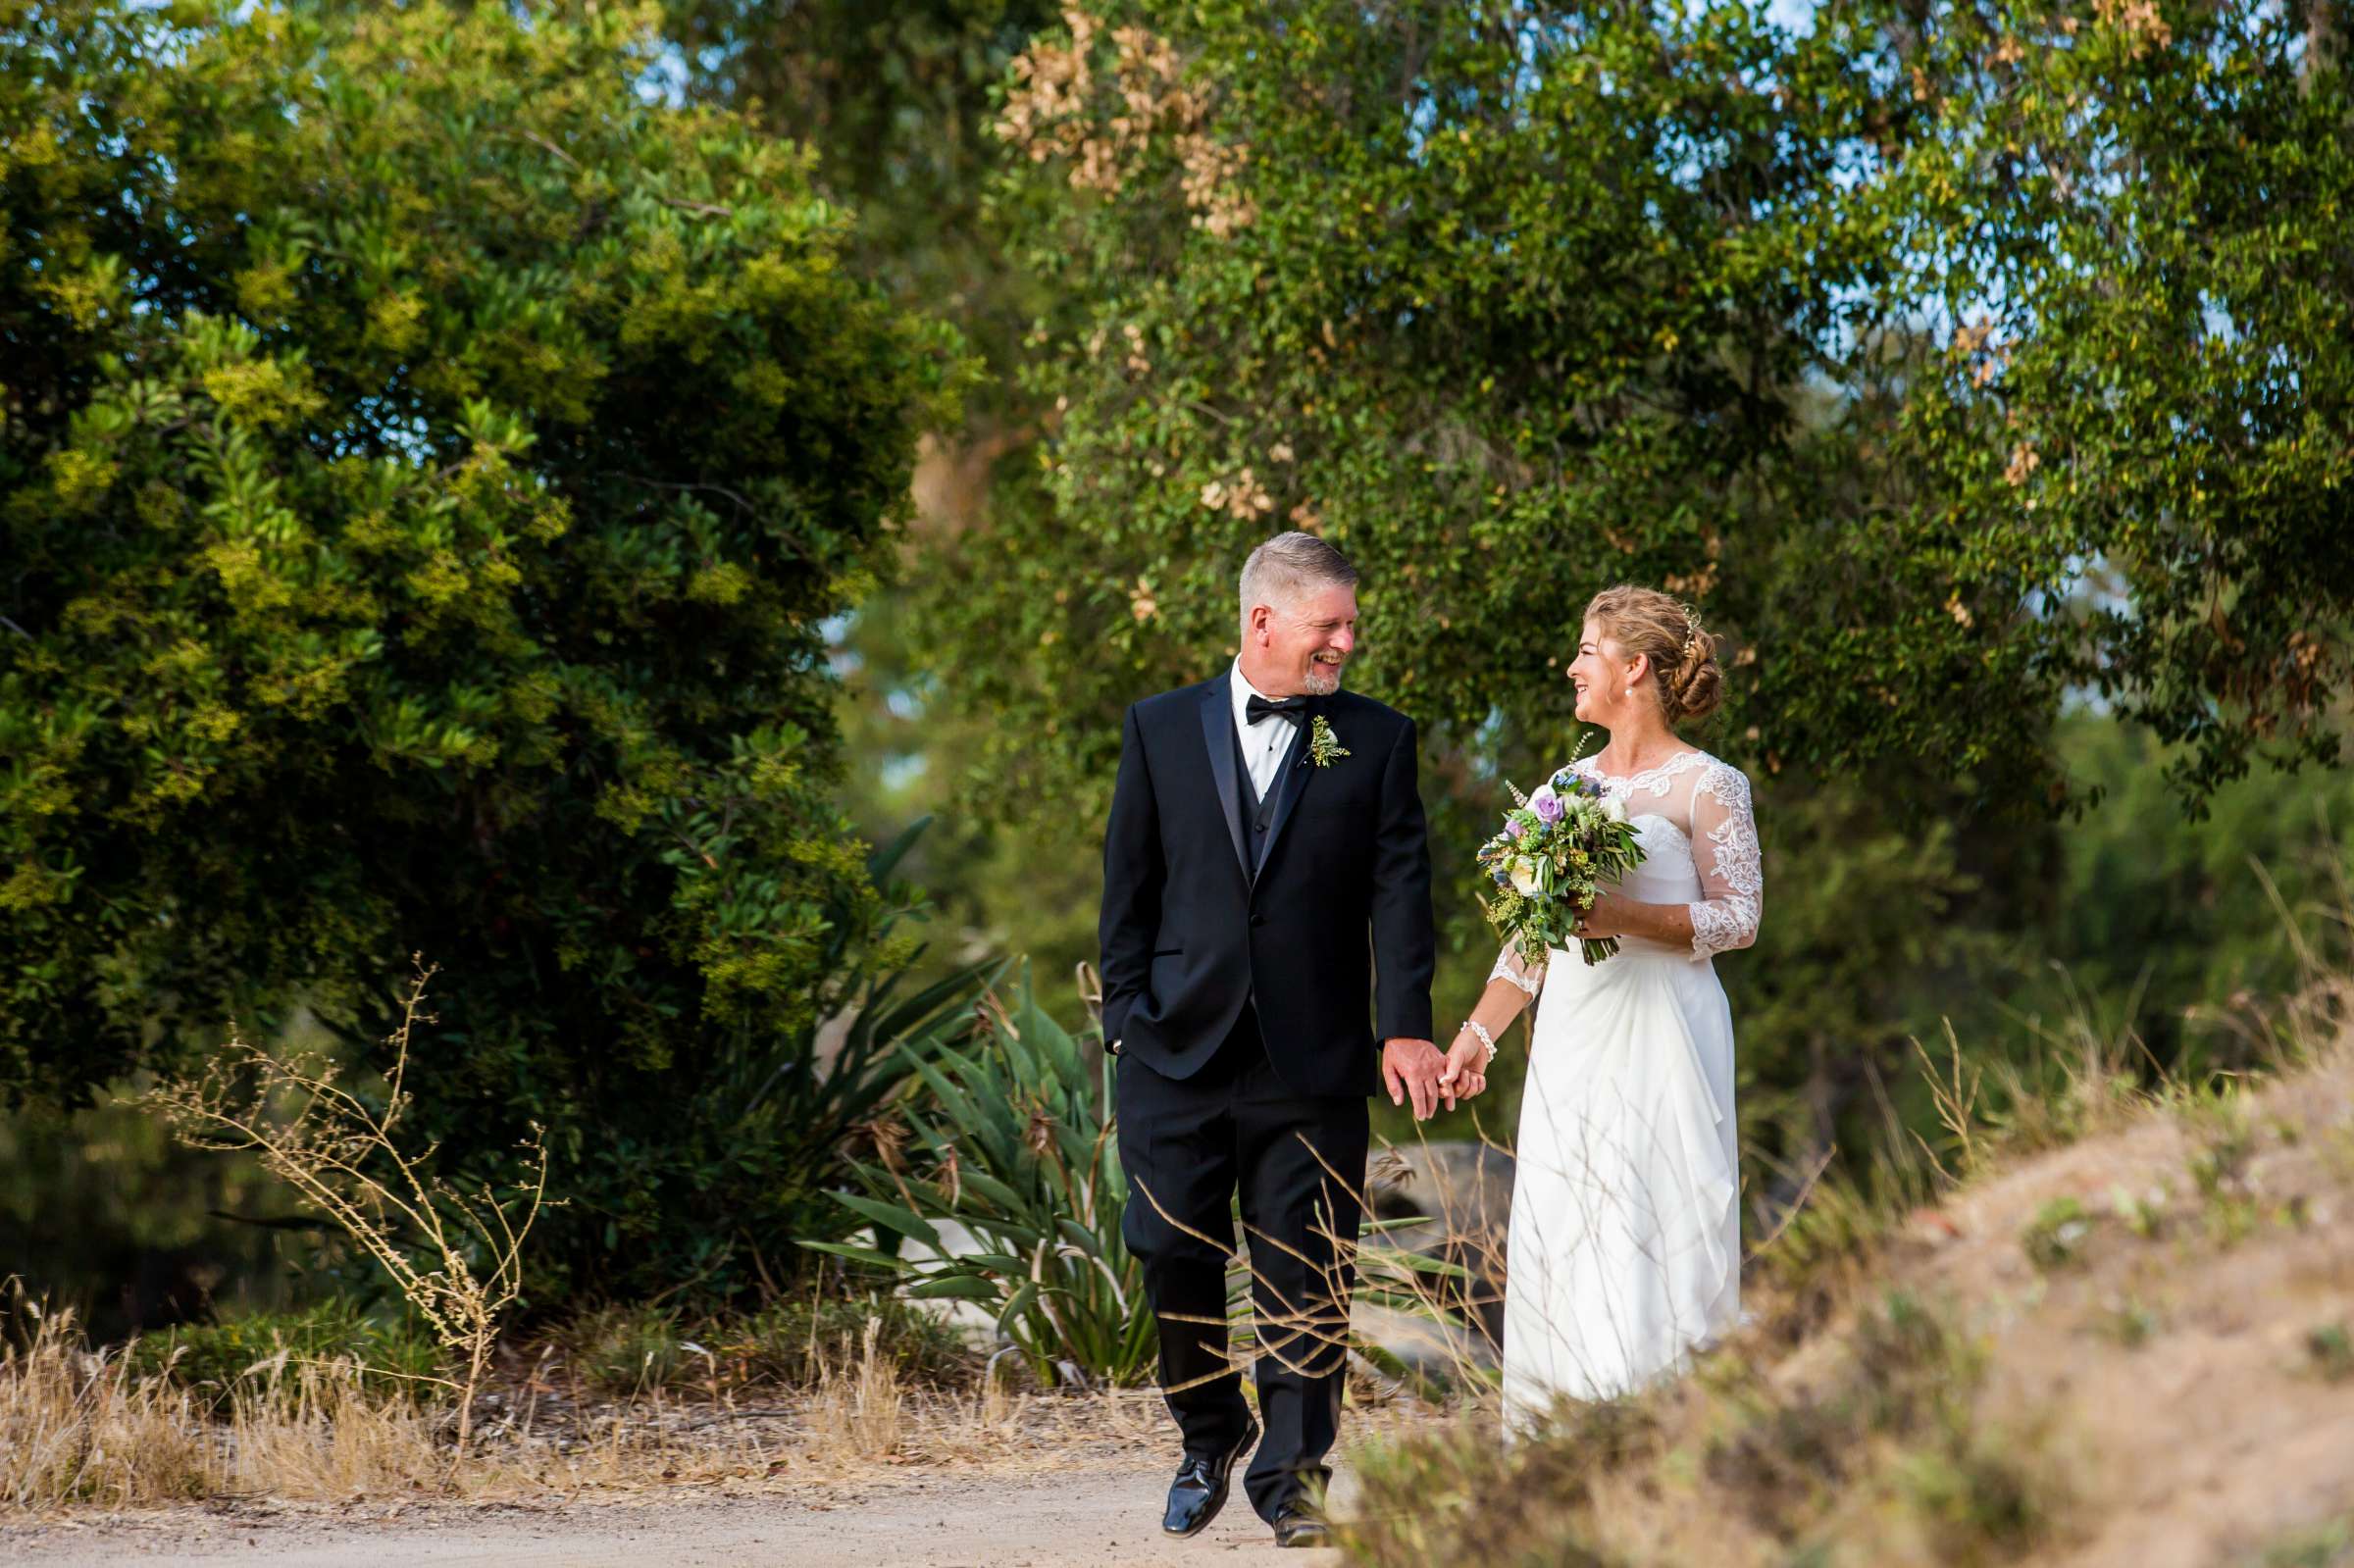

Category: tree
[923, 0, 2352, 825]
[653, 1, 1096, 993]
[659, 0, 1055, 402]
[1824, 0, 2354, 801]
[0, 0, 969, 1295]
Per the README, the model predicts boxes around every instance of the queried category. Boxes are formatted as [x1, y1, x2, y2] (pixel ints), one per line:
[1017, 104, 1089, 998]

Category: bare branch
[133, 961, 551, 1474]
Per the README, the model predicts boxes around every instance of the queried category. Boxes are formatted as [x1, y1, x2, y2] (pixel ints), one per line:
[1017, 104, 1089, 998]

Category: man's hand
[1381, 1037, 1448, 1121]
[1436, 1031, 1490, 1108]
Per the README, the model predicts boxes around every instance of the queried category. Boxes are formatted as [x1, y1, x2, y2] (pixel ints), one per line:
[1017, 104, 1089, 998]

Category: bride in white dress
[1438, 586, 1762, 1429]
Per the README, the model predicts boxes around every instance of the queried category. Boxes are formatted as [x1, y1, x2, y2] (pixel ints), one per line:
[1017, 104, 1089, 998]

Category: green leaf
[796, 1240, 912, 1272]
[996, 1279, 1041, 1332]
[906, 1274, 999, 1303]
[829, 1191, 944, 1252]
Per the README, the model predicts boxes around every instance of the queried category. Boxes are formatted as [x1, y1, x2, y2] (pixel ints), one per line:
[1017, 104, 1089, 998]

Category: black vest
[1233, 711, 1305, 877]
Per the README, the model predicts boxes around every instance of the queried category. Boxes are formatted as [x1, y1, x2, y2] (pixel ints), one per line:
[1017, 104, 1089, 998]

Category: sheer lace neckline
[1570, 747, 1713, 791]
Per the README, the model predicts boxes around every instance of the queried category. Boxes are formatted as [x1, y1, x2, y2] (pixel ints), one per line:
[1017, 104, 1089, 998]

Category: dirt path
[3, 1466, 1356, 1566]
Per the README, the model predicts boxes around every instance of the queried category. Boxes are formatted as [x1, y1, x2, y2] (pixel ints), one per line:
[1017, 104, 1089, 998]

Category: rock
[1351, 1298, 1501, 1387]
[1366, 1140, 1516, 1233]
[1359, 1140, 1513, 1351]
[844, 1219, 999, 1339]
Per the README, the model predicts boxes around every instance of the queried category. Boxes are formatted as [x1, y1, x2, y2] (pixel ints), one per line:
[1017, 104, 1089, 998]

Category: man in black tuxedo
[1100, 531, 1450, 1548]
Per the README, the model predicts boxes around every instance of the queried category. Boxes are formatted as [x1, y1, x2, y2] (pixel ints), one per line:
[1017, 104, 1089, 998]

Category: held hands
[1385, 1034, 1492, 1118]
[1381, 1037, 1451, 1121]
[1437, 1030, 1490, 1105]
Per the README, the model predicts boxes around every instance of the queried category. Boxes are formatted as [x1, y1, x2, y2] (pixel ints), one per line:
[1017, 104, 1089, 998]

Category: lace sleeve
[1489, 942, 1546, 998]
[1686, 761, 1762, 960]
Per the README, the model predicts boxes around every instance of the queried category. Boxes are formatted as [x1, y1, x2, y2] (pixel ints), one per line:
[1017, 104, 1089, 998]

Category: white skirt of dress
[1500, 937, 1740, 1430]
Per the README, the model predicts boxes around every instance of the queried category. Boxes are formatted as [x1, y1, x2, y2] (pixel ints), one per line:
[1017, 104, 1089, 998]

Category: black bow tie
[1245, 694, 1310, 727]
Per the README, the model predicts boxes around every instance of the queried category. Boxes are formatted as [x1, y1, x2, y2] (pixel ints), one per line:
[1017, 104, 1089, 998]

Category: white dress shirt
[1230, 659, 1301, 802]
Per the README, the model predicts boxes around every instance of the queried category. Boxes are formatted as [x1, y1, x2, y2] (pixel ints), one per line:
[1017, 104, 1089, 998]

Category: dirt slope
[1907, 1044, 2354, 1566]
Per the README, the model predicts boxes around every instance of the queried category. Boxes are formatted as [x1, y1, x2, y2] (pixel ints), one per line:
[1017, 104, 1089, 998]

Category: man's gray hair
[1238, 531, 1358, 632]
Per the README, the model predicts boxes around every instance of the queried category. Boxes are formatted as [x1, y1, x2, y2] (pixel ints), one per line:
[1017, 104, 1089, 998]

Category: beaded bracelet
[1458, 1018, 1497, 1067]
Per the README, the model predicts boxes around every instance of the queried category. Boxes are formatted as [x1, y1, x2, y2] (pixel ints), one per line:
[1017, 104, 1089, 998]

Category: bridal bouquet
[1477, 765, 1647, 967]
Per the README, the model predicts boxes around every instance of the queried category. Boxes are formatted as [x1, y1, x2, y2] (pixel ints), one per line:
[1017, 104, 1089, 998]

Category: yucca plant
[694, 817, 997, 1261]
[803, 965, 1156, 1388]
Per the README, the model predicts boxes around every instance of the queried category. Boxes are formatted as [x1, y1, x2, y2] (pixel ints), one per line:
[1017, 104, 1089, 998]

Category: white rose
[1509, 857, 1541, 896]
[1601, 793, 1629, 824]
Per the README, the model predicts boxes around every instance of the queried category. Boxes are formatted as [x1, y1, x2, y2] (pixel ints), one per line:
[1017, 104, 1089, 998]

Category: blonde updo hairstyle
[1585, 585, 1723, 727]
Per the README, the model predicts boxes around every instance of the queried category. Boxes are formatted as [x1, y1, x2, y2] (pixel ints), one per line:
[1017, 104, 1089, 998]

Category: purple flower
[1505, 818, 1526, 838]
[1534, 791, 1564, 825]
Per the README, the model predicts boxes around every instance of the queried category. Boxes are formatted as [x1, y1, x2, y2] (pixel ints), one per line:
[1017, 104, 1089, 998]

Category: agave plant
[802, 964, 1156, 1388]
[695, 817, 995, 1274]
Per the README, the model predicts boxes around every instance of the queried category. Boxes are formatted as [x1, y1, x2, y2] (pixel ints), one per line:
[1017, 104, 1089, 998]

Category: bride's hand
[1437, 1030, 1489, 1107]
[1574, 891, 1634, 938]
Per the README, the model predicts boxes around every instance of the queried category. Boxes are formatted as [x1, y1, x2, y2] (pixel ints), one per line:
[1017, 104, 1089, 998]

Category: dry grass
[546, 1294, 967, 1400]
[1, 1293, 466, 1511]
[0, 1298, 1196, 1520]
[4, 1298, 213, 1511]
[30, 888, 2346, 1551]
[808, 1317, 904, 1459]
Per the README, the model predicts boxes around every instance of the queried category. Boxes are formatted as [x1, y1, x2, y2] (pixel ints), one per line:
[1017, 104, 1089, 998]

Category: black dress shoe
[1161, 1416, 1260, 1538]
[1271, 1495, 1333, 1548]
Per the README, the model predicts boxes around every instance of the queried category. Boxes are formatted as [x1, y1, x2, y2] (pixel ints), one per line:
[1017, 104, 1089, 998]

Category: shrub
[556, 1304, 695, 1399]
[0, 0, 970, 1299]
[555, 1293, 969, 1397]
[126, 1300, 438, 1408]
[1346, 1291, 2072, 1567]
[721, 1294, 967, 1390]
[143, 967, 549, 1457]
[2020, 1197, 2094, 1273]
[2307, 1323, 2354, 1386]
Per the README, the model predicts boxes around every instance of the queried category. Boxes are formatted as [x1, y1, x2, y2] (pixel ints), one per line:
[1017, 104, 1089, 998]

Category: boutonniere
[1307, 715, 1350, 768]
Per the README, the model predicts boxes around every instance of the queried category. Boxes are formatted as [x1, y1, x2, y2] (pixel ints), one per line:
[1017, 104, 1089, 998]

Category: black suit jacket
[1098, 673, 1436, 1097]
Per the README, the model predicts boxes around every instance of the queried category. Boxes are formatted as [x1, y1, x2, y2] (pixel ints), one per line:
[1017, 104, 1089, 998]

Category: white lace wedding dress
[1491, 748, 1761, 1428]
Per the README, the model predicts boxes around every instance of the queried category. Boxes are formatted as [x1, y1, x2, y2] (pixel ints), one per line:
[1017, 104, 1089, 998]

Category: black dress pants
[1115, 1006, 1370, 1522]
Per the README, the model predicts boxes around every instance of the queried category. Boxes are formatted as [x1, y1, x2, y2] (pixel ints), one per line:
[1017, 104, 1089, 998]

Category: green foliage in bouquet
[0, 1, 970, 1295]
[1478, 769, 1647, 968]
[802, 966, 1157, 1389]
